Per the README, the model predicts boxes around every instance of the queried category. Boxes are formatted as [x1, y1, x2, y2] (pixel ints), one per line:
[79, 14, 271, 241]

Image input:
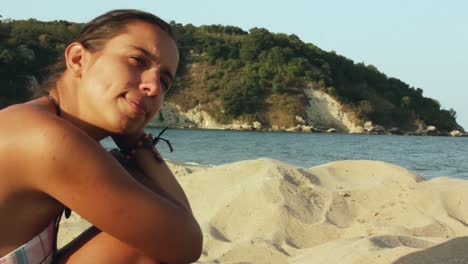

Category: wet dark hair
[36, 9, 176, 96]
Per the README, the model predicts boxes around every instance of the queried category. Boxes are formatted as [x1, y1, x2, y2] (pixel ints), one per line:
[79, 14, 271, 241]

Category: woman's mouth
[126, 98, 146, 116]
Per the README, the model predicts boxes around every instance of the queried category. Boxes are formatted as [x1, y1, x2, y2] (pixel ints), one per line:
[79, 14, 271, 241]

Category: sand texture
[58, 159, 468, 263]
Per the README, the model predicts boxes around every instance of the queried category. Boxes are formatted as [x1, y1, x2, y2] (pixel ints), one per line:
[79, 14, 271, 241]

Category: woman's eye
[130, 56, 146, 67]
[160, 79, 170, 92]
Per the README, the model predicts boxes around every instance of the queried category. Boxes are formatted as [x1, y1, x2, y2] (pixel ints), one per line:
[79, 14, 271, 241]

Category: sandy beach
[58, 159, 468, 263]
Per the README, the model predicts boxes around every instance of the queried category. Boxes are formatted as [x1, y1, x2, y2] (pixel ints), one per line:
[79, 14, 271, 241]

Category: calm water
[101, 128, 468, 180]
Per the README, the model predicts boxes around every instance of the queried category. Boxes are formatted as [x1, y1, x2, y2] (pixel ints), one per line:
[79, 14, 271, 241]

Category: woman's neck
[49, 87, 110, 142]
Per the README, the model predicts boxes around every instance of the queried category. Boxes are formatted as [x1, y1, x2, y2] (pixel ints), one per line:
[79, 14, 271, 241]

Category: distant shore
[148, 124, 468, 137]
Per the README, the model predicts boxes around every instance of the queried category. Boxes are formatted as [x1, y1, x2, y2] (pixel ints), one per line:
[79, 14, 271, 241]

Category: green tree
[401, 96, 411, 108]
[222, 77, 263, 117]
[272, 76, 285, 94]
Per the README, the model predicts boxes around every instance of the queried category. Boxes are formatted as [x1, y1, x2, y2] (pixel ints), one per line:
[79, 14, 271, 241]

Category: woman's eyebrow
[128, 45, 175, 82]
[129, 45, 158, 61]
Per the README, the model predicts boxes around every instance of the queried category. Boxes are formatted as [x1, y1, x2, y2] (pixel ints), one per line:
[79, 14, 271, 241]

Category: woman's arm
[18, 113, 202, 263]
[132, 149, 192, 212]
[111, 134, 193, 213]
[59, 143, 199, 263]
[57, 152, 168, 264]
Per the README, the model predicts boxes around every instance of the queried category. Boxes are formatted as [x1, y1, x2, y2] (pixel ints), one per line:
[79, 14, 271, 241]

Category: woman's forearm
[128, 148, 203, 262]
[132, 148, 193, 213]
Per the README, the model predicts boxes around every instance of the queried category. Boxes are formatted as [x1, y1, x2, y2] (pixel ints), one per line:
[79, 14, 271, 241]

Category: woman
[0, 9, 202, 264]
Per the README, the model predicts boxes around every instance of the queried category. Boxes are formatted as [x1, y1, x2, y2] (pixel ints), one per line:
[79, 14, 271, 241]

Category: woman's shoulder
[0, 99, 96, 160]
[1, 98, 77, 137]
[0, 99, 82, 188]
[1, 98, 56, 123]
[0, 98, 107, 189]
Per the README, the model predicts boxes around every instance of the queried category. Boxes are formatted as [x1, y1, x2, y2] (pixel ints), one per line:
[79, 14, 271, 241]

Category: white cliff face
[303, 87, 358, 133]
[183, 106, 226, 129]
[150, 102, 264, 130]
[150, 88, 360, 132]
[149, 102, 227, 129]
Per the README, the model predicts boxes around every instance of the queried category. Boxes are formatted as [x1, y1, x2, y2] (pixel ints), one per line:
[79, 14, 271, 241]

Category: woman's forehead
[106, 22, 179, 72]
[118, 22, 175, 47]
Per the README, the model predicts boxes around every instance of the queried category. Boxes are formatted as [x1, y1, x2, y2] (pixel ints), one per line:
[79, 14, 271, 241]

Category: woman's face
[77, 20, 179, 134]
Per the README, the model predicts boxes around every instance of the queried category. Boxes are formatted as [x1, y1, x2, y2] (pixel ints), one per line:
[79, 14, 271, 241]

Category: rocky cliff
[150, 87, 359, 133]
[150, 89, 466, 136]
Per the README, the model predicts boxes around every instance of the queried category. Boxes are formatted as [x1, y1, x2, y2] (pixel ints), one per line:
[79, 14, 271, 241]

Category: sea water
[101, 128, 468, 180]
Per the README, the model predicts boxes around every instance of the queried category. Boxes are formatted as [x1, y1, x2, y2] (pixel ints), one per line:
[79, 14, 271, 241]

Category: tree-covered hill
[0, 17, 460, 131]
[0, 18, 81, 106]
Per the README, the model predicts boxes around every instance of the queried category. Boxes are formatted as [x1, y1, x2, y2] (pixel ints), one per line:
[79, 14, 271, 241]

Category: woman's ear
[64, 42, 86, 77]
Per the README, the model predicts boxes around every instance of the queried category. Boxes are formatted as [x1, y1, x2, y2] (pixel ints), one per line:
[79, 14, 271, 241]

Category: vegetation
[0, 17, 459, 131]
[0, 17, 81, 107]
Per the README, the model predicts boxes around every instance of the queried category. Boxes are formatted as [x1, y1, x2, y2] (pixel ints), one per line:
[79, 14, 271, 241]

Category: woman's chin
[109, 109, 147, 134]
[117, 119, 147, 134]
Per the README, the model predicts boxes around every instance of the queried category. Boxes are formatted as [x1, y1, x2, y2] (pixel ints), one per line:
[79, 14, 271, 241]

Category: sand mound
[58, 159, 468, 263]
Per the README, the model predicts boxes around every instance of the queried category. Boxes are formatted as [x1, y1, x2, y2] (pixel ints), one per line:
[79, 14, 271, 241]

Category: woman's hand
[111, 131, 145, 150]
[108, 148, 153, 187]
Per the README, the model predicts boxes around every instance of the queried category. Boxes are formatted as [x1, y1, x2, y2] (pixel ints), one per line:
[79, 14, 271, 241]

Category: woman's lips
[127, 98, 146, 115]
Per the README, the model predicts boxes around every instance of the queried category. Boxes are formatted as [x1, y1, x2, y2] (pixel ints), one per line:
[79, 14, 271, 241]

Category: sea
[101, 128, 468, 180]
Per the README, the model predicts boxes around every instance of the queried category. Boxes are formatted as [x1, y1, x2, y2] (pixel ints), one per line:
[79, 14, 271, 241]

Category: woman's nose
[139, 71, 161, 96]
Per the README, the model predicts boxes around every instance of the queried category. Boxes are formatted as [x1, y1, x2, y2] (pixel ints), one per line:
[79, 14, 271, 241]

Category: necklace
[47, 95, 61, 117]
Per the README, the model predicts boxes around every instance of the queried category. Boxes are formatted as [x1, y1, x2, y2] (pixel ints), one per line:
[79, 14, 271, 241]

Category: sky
[2, 0, 467, 129]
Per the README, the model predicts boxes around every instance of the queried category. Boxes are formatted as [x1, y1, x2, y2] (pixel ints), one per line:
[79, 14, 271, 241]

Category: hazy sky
[2, 0, 467, 129]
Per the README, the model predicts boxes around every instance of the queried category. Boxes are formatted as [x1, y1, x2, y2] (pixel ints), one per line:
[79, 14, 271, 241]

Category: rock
[301, 126, 313, 133]
[406, 132, 421, 136]
[285, 126, 301, 132]
[387, 127, 404, 135]
[311, 125, 325, 133]
[415, 127, 425, 135]
[450, 130, 462, 137]
[326, 128, 337, 133]
[303, 87, 356, 132]
[295, 116, 306, 124]
[425, 126, 439, 136]
[349, 126, 364, 134]
[363, 121, 374, 131]
[240, 123, 253, 130]
[151, 102, 194, 128]
[231, 124, 242, 130]
[373, 125, 386, 133]
[252, 121, 262, 130]
[271, 126, 280, 131]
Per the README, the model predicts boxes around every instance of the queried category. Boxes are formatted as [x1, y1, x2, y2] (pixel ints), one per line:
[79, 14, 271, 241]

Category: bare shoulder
[2, 102, 112, 176]
[0, 100, 69, 138]
[0, 101, 103, 187]
[0, 101, 96, 161]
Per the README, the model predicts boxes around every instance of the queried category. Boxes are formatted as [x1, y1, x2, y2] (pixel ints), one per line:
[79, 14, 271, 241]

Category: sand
[58, 159, 468, 263]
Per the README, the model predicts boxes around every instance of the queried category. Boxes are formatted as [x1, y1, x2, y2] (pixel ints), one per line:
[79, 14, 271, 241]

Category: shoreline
[148, 125, 468, 137]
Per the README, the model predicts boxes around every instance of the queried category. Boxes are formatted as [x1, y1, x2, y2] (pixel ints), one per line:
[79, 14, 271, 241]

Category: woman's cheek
[148, 97, 164, 119]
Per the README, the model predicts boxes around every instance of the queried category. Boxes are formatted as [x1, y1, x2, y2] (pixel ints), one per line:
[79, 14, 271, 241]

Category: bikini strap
[47, 95, 61, 117]
[50, 211, 64, 264]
